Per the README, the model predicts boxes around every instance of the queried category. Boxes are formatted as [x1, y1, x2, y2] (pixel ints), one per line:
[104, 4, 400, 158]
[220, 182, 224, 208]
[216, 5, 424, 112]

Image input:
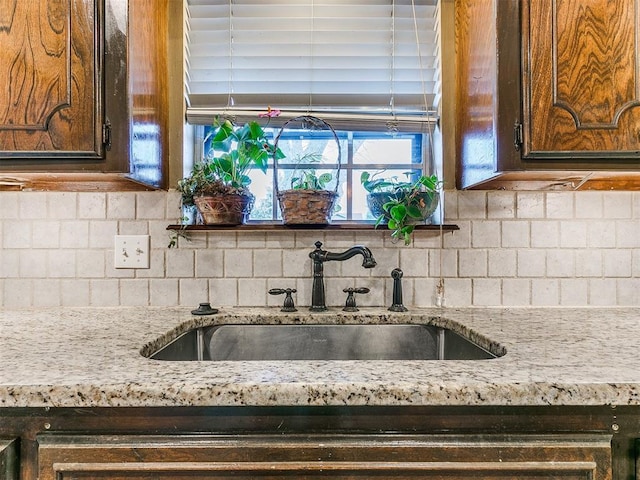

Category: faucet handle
[342, 287, 370, 312]
[269, 288, 298, 312]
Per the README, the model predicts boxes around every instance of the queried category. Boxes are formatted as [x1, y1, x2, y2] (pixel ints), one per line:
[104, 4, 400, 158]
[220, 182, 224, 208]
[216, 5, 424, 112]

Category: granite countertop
[1, 306, 639, 408]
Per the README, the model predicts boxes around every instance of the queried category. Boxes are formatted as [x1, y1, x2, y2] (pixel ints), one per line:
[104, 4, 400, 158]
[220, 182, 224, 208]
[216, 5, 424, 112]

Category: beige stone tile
[136, 192, 166, 219]
[516, 192, 545, 219]
[149, 279, 179, 306]
[487, 191, 515, 219]
[531, 279, 560, 306]
[107, 192, 136, 219]
[78, 193, 107, 219]
[471, 220, 501, 247]
[120, 279, 150, 307]
[90, 279, 120, 306]
[179, 278, 209, 307]
[60, 280, 90, 306]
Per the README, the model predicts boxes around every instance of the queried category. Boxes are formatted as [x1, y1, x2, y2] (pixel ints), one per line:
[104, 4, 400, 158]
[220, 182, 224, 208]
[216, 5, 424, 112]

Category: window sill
[166, 222, 459, 232]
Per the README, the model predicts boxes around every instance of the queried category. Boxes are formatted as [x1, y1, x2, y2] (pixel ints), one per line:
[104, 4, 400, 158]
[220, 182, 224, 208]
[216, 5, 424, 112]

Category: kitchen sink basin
[148, 324, 499, 361]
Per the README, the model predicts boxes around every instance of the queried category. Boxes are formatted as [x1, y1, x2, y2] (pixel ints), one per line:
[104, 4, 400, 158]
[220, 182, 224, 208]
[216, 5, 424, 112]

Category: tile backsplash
[1, 190, 639, 308]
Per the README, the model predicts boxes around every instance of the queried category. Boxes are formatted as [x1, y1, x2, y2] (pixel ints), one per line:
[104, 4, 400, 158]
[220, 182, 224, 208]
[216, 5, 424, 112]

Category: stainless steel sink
[148, 324, 499, 361]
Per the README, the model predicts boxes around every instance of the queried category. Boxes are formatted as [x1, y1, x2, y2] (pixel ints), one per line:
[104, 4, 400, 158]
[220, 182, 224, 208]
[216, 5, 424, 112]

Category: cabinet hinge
[102, 121, 112, 151]
[513, 122, 523, 151]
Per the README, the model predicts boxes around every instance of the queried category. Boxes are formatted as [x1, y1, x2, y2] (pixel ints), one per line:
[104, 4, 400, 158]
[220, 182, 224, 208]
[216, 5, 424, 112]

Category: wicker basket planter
[194, 193, 254, 225]
[278, 189, 338, 226]
[273, 116, 341, 226]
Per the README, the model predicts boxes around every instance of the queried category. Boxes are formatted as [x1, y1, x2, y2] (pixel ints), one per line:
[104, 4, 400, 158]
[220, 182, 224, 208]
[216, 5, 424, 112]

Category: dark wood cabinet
[37, 433, 612, 480]
[522, 0, 640, 159]
[0, 439, 18, 480]
[456, 0, 640, 190]
[0, 0, 104, 159]
[0, 0, 169, 189]
[0, 406, 625, 480]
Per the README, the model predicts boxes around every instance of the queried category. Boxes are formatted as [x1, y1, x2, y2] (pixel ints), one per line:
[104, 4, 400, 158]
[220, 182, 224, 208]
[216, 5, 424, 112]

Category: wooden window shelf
[166, 223, 459, 232]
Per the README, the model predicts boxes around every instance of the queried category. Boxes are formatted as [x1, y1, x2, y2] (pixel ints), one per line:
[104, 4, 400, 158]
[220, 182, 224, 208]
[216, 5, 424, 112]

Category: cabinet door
[0, 0, 103, 159]
[523, 0, 640, 159]
[37, 433, 611, 480]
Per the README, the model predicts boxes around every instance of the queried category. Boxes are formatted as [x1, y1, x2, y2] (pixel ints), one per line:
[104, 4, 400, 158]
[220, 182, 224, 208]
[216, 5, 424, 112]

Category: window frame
[194, 124, 431, 223]
[179, 0, 448, 206]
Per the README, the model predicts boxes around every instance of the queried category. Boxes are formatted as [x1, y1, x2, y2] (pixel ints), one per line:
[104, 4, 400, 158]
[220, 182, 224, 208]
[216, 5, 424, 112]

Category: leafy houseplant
[178, 119, 283, 225]
[291, 169, 333, 191]
[361, 172, 441, 245]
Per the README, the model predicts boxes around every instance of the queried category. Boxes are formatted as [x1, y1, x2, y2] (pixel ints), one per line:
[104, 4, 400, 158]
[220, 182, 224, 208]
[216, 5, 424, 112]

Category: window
[196, 124, 427, 221]
[184, 0, 441, 222]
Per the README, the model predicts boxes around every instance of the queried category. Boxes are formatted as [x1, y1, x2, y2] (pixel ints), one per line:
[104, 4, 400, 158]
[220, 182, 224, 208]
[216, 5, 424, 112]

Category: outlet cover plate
[114, 235, 150, 269]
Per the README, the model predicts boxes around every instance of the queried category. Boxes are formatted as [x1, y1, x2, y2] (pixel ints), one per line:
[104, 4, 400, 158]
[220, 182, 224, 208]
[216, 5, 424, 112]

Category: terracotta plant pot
[194, 193, 254, 225]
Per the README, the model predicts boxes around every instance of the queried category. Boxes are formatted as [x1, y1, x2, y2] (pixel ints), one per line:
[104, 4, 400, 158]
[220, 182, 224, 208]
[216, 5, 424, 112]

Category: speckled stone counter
[1, 306, 639, 408]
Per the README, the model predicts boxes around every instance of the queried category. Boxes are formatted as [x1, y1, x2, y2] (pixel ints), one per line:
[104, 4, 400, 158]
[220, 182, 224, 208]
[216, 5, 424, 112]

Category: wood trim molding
[0, 173, 158, 192]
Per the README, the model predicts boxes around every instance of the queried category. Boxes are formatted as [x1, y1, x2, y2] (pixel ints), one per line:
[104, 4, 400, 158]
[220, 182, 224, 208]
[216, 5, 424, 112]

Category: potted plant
[290, 163, 333, 191]
[178, 118, 283, 225]
[275, 152, 338, 225]
[361, 171, 441, 245]
[273, 116, 341, 226]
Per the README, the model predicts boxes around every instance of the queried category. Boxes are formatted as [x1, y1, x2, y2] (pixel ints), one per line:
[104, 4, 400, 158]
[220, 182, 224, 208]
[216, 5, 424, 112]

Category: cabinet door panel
[0, 0, 102, 159]
[523, 0, 640, 158]
[38, 461, 601, 480]
[37, 434, 612, 480]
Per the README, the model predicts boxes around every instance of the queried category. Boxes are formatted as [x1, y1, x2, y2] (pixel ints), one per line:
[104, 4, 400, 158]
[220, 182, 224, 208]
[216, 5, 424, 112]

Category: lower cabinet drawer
[37, 433, 612, 480]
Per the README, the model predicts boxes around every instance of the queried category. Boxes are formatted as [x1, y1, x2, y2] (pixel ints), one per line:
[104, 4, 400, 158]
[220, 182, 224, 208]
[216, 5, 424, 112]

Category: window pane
[276, 133, 343, 167]
[353, 135, 421, 166]
[246, 169, 274, 221]
[275, 128, 344, 191]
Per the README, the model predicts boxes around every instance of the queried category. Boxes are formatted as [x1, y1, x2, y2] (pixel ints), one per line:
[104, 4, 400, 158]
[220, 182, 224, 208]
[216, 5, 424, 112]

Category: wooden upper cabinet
[522, 0, 640, 159]
[0, 0, 103, 159]
[456, 0, 640, 189]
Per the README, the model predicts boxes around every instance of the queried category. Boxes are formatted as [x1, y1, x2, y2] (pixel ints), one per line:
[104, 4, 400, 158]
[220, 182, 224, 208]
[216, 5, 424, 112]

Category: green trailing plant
[361, 171, 440, 194]
[291, 171, 333, 190]
[289, 152, 333, 191]
[361, 171, 441, 245]
[167, 226, 190, 249]
[177, 118, 284, 207]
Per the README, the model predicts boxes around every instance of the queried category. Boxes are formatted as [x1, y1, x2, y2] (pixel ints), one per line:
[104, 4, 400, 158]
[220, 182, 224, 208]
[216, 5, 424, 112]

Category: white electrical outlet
[114, 235, 150, 269]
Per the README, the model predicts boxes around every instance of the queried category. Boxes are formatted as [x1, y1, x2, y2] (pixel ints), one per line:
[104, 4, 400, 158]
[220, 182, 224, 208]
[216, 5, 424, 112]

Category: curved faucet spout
[309, 241, 376, 311]
[324, 245, 377, 268]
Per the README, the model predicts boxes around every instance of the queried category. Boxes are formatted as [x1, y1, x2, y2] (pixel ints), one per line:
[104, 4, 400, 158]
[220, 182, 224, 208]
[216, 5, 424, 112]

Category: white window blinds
[185, 0, 440, 129]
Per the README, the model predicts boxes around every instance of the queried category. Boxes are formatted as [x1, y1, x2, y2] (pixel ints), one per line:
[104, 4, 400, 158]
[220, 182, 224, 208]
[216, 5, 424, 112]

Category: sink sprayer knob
[389, 268, 408, 312]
